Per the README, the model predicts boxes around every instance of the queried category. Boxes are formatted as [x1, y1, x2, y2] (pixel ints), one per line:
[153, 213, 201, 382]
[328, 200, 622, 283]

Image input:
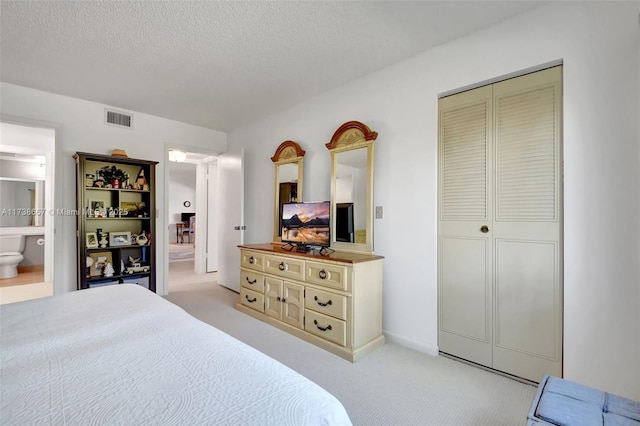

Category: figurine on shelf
[103, 262, 114, 277]
[136, 231, 148, 246]
[136, 168, 147, 190]
[99, 233, 108, 248]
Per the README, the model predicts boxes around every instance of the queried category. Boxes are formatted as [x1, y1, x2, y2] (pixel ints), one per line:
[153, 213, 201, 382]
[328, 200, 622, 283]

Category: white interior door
[216, 149, 244, 292]
[206, 162, 218, 273]
[194, 162, 207, 274]
[438, 67, 562, 383]
[438, 85, 493, 367]
[491, 68, 563, 381]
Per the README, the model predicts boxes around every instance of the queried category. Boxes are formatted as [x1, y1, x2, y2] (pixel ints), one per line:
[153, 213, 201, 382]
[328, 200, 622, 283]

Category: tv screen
[335, 202, 354, 243]
[281, 202, 330, 247]
[181, 212, 195, 223]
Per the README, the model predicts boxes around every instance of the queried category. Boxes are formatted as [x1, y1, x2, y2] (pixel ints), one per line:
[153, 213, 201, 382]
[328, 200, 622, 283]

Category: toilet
[0, 235, 26, 279]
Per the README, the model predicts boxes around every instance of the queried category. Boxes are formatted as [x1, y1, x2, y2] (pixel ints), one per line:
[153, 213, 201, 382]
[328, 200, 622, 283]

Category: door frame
[436, 65, 564, 381]
[0, 115, 58, 294]
[162, 142, 219, 295]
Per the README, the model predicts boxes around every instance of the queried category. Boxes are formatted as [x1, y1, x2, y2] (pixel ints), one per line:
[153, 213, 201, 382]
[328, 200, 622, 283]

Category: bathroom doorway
[0, 122, 55, 304]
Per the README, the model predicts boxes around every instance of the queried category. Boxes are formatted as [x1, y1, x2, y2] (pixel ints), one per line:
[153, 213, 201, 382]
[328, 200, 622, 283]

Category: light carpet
[165, 268, 536, 426]
[168, 242, 195, 261]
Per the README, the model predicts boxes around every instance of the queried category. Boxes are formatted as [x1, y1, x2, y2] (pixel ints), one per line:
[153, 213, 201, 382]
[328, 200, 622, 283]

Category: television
[335, 202, 354, 243]
[180, 212, 195, 223]
[281, 202, 330, 249]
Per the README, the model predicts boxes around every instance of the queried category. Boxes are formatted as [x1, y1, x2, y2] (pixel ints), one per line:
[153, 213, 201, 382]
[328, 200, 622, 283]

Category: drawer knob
[249, 256, 255, 264]
[313, 319, 332, 332]
[245, 295, 257, 303]
[245, 277, 257, 285]
[278, 262, 285, 271]
[314, 296, 332, 307]
[318, 269, 327, 280]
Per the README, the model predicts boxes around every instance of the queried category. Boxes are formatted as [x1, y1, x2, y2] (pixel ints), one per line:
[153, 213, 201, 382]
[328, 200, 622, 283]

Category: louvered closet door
[438, 66, 562, 383]
[491, 67, 562, 381]
[438, 85, 493, 368]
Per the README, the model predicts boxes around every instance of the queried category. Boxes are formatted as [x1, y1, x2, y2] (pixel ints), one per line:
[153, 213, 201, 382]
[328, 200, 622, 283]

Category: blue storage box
[528, 375, 640, 425]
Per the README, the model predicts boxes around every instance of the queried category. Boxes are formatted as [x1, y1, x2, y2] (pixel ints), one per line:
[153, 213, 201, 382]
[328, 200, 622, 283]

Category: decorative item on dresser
[237, 243, 384, 362]
[74, 152, 158, 291]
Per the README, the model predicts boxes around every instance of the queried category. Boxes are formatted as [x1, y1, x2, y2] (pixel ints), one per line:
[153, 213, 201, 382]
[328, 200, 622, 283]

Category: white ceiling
[1, 1, 543, 132]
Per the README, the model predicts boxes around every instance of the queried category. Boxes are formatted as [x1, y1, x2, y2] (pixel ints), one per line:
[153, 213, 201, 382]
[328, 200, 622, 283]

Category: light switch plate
[375, 206, 383, 219]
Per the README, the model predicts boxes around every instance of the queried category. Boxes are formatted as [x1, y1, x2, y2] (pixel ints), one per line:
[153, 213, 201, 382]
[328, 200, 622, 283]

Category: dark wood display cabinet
[74, 152, 158, 291]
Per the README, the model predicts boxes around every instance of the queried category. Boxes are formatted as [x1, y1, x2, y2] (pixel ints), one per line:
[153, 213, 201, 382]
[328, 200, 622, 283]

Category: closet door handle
[480, 225, 489, 233]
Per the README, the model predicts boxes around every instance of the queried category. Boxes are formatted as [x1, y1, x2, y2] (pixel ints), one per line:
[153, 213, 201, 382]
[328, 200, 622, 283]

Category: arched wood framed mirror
[326, 121, 377, 254]
[272, 141, 305, 242]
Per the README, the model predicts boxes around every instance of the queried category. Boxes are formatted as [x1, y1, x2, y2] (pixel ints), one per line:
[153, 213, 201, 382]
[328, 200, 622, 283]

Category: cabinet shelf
[86, 217, 151, 220]
[87, 244, 151, 251]
[87, 271, 151, 282]
[85, 187, 150, 193]
[75, 152, 158, 292]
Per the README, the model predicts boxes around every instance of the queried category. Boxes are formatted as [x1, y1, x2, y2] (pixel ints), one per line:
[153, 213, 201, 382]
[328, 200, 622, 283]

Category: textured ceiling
[1, 1, 543, 132]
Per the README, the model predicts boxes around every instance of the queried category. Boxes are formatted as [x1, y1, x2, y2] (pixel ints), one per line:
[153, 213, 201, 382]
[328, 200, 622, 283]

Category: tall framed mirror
[272, 141, 305, 242]
[326, 121, 377, 254]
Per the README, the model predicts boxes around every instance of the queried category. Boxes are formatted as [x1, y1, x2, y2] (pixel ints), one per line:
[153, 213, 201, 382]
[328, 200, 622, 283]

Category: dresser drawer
[305, 261, 349, 291]
[240, 287, 264, 313]
[264, 255, 305, 281]
[240, 270, 264, 293]
[305, 287, 347, 320]
[305, 310, 346, 346]
[241, 250, 264, 272]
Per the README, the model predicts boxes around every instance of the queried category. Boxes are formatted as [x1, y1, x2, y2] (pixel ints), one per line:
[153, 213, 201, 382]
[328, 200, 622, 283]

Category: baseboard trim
[17, 264, 44, 273]
[383, 330, 439, 356]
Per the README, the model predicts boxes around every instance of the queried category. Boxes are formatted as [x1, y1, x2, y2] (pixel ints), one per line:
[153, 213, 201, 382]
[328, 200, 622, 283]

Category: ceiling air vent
[105, 109, 133, 129]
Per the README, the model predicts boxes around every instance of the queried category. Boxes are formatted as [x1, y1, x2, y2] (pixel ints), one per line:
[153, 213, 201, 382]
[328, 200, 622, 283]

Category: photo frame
[89, 251, 112, 277]
[109, 231, 132, 246]
[119, 201, 146, 217]
[86, 232, 99, 249]
[88, 200, 106, 217]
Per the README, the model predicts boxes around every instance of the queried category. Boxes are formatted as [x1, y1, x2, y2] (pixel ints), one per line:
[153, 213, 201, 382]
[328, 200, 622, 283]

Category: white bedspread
[0, 284, 352, 425]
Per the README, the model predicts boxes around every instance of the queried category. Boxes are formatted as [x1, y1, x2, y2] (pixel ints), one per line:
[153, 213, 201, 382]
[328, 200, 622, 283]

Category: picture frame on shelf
[89, 251, 112, 277]
[86, 232, 99, 249]
[88, 200, 105, 217]
[120, 201, 146, 217]
[109, 231, 132, 247]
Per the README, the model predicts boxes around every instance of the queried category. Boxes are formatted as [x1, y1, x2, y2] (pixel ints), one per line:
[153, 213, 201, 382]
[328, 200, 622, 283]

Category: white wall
[168, 161, 196, 243]
[0, 83, 227, 296]
[229, 2, 640, 399]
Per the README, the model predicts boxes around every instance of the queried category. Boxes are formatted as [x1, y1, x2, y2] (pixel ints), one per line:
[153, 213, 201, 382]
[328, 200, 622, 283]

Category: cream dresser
[237, 243, 384, 362]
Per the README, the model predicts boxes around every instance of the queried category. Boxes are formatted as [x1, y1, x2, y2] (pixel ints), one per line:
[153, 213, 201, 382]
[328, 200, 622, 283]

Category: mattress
[0, 284, 352, 425]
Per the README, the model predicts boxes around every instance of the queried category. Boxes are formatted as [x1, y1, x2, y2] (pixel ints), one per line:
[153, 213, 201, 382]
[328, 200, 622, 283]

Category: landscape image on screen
[281, 202, 330, 246]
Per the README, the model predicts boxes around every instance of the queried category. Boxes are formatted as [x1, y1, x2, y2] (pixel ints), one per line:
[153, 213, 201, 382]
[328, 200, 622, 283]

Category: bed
[0, 284, 352, 425]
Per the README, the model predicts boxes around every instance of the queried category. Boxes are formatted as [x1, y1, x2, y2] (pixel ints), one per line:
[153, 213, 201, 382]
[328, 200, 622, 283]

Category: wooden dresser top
[238, 243, 384, 264]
